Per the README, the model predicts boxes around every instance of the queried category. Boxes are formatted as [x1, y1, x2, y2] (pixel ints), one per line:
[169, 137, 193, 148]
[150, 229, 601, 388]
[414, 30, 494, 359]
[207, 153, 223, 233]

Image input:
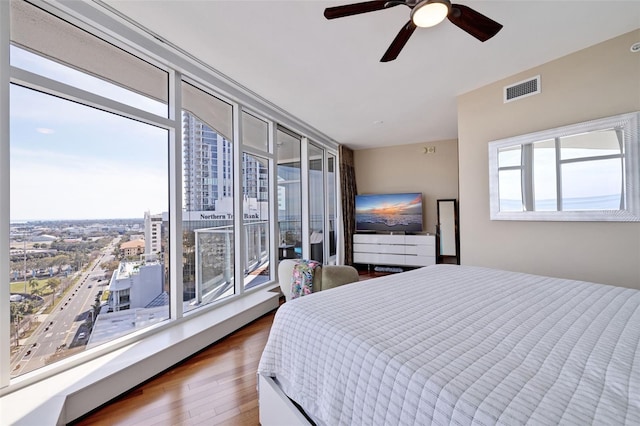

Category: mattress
[257, 264, 640, 425]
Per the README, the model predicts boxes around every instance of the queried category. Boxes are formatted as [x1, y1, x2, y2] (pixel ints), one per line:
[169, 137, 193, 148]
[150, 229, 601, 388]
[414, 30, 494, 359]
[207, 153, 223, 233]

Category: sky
[9, 46, 169, 221]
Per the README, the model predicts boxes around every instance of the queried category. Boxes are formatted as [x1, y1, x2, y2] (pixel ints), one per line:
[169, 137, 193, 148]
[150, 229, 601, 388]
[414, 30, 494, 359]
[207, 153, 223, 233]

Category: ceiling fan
[324, 0, 503, 62]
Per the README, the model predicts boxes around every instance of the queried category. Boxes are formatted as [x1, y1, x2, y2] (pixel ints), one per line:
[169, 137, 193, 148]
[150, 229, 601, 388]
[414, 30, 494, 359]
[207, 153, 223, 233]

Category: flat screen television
[355, 192, 423, 233]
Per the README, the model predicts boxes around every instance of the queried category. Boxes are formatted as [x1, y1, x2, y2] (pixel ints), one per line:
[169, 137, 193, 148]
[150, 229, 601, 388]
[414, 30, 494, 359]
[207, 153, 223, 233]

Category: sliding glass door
[309, 143, 325, 262]
[241, 111, 270, 290]
[276, 128, 302, 260]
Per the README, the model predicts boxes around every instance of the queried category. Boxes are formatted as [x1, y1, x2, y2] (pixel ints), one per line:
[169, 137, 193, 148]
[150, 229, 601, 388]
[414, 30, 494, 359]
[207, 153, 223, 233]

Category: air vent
[504, 75, 541, 103]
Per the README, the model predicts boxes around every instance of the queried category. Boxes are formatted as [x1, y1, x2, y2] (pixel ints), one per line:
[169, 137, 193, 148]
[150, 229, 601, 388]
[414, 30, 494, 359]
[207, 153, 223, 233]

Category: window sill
[0, 285, 280, 425]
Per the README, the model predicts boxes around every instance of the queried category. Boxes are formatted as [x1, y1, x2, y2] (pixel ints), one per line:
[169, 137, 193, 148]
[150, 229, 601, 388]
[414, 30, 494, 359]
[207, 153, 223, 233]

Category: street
[10, 238, 117, 377]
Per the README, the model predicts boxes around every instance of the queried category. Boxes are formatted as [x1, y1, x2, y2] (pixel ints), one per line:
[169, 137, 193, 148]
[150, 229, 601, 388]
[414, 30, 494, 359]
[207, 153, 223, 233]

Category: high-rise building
[182, 112, 233, 212]
[144, 211, 163, 257]
[180, 111, 269, 300]
[243, 153, 268, 203]
[182, 111, 268, 212]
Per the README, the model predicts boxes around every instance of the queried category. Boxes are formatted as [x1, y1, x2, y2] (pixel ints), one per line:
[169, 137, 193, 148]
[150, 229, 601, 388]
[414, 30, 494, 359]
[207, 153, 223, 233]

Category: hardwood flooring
[71, 269, 393, 426]
[71, 310, 277, 426]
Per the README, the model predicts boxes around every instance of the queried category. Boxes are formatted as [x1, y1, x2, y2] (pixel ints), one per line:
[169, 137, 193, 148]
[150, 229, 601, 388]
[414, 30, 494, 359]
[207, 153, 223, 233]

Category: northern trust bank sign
[182, 211, 264, 222]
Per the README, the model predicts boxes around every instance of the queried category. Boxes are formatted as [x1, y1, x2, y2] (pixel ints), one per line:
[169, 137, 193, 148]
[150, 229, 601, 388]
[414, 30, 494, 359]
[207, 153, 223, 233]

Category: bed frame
[258, 374, 312, 426]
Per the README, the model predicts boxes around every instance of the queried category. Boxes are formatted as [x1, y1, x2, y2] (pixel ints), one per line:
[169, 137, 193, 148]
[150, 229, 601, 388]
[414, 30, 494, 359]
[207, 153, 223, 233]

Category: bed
[257, 264, 640, 425]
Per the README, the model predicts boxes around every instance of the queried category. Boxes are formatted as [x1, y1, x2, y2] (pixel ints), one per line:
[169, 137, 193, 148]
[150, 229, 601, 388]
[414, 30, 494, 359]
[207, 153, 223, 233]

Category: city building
[107, 261, 164, 312]
[143, 211, 163, 258]
[119, 239, 145, 258]
[182, 112, 268, 212]
[182, 113, 233, 212]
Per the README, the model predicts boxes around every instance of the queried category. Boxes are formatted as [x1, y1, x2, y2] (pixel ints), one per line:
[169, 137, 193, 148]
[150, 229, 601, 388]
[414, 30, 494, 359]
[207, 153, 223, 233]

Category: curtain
[339, 145, 357, 265]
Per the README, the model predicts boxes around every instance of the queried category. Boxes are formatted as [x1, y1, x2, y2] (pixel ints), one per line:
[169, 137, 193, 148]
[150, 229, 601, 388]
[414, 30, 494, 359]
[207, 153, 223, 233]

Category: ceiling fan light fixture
[411, 0, 451, 28]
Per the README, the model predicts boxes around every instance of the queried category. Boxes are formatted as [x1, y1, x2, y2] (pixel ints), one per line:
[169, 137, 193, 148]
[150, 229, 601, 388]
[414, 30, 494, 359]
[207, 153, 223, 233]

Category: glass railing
[243, 220, 270, 290]
[192, 221, 270, 307]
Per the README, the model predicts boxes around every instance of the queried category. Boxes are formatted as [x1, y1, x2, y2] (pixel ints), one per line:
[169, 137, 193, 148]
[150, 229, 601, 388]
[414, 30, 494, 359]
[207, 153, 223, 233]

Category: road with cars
[10, 238, 118, 377]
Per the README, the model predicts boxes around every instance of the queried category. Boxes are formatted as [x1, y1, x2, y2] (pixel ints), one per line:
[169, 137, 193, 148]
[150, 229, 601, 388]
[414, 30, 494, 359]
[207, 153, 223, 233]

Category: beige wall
[353, 139, 459, 235]
[457, 29, 640, 289]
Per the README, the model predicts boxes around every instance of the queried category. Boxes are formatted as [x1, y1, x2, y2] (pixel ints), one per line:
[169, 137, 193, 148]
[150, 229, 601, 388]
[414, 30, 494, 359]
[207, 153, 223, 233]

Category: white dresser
[353, 234, 435, 267]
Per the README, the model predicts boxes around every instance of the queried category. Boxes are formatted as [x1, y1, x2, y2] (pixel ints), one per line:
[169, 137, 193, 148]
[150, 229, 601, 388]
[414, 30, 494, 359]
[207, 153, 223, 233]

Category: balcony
[191, 221, 269, 307]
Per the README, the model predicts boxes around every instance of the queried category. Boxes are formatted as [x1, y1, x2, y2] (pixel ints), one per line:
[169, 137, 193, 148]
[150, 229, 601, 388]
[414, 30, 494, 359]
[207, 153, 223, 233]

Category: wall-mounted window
[489, 112, 640, 221]
[10, 0, 168, 117]
[241, 111, 271, 290]
[277, 128, 302, 260]
[182, 81, 235, 311]
[309, 143, 325, 262]
[8, 0, 170, 378]
[2, 0, 339, 397]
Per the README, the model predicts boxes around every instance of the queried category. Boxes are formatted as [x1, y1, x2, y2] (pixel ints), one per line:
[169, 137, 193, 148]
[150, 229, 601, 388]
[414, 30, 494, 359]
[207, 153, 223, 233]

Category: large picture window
[241, 111, 270, 290]
[277, 128, 302, 260]
[7, 0, 172, 380]
[182, 81, 235, 311]
[1, 0, 339, 405]
[9, 80, 169, 378]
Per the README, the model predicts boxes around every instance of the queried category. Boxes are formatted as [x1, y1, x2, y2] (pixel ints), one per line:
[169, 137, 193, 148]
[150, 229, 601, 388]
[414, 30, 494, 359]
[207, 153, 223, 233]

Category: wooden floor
[71, 310, 277, 426]
[71, 269, 389, 426]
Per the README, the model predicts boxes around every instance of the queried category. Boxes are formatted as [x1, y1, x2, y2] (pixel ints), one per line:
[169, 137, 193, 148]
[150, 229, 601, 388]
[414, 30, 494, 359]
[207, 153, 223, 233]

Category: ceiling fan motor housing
[411, 0, 452, 28]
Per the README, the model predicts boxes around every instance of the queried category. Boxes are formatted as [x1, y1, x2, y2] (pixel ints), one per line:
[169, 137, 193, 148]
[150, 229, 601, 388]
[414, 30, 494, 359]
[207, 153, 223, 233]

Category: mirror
[437, 199, 459, 264]
[489, 112, 640, 221]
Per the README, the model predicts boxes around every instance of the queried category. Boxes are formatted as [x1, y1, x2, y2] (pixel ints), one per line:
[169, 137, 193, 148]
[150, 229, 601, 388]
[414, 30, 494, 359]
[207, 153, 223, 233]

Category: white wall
[457, 29, 640, 289]
[353, 139, 459, 235]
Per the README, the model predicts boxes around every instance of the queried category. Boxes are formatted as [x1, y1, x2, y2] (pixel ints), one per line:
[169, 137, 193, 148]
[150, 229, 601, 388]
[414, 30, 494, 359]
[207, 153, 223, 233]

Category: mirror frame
[488, 111, 640, 221]
[436, 199, 460, 264]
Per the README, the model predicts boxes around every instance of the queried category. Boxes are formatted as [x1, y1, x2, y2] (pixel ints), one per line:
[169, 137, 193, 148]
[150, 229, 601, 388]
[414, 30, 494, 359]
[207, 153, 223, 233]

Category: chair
[278, 259, 360, 302]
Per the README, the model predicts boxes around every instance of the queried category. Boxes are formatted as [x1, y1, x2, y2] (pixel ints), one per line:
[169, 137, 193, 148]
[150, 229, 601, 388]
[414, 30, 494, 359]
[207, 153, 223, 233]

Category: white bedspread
[258, 265, 640, 425]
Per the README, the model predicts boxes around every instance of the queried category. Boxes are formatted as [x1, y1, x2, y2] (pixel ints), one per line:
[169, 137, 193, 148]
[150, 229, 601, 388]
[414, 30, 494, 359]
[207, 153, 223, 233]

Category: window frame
[0, 0, 10, 391]
[7, 58, 177, 382]
[1, 0, 339, 396]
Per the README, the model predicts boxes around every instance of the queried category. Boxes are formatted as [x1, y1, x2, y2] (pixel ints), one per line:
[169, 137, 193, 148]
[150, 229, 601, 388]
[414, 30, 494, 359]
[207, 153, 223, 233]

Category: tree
[46, 277, 61, 306]
[31, 286, 42, 297]
[10, 303, 22, 346]
[101, 260, 120, 280]
[51, 254, 71, 275]
[35, 257, 50, 272]
[28, 278, 39, 295]
[10, 302, 29, 346]
[73, 251, 87, 271]
[91, 298, 102, 328]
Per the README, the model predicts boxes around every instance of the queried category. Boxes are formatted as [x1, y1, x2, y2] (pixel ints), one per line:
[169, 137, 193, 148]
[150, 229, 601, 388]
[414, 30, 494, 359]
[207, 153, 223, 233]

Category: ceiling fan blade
[448, 4, 503, 42]
[380, 21, 417, 62]
[324, 1, 396, 20]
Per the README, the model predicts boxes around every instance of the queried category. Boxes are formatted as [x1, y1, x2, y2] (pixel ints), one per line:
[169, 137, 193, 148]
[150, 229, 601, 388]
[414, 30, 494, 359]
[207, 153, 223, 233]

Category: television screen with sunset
[355, 193, 423, 233]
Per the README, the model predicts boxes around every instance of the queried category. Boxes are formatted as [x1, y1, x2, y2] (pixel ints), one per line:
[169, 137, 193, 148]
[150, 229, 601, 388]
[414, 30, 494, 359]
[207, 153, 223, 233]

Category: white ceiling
[102, 0, 640, 150]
